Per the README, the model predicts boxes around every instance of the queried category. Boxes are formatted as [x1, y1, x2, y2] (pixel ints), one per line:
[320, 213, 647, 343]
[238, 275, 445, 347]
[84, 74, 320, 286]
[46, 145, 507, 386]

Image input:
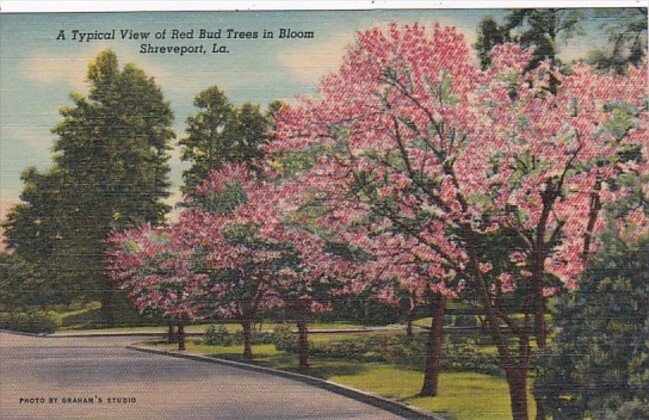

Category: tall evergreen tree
[3, 50, 174, 325]
[0, 252, 46, 311]
[476, 8, 647, 73]
[475, 17, 511, 70]
[2, 168, 71, 304]
[534, 236, 649, 418]
[179, 86, 270, 194]
[180, 86, 235, 194]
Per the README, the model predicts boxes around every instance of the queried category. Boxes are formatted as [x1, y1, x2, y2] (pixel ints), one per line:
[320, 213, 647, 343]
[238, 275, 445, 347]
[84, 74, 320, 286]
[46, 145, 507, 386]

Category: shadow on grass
[304, 361, 368, 379]
[192, 347, 369, 380]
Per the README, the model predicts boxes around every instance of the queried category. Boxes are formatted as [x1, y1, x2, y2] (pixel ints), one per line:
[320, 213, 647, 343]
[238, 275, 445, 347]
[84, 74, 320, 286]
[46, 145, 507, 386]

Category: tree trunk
[474, 253, 530, 420]
[406, 312, 414, 337]
[420, 294, 446, 397]
[531, 269, 547, 419]
[485, 310, 530, 420]
[533, 287, 547, 419]
[581, 178, 602, 264]
[534, 307, 547, 348]
[177, 318, 186, 351]
[167, 319, 175, 343]
[296, 308, 310, 370]
[242, 318, 253, 359]
[506, 367, 530, 420]
[100, 285, 115, 327]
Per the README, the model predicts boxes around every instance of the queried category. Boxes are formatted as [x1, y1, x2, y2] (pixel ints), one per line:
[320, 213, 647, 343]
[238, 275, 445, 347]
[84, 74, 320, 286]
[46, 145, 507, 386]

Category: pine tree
[179, 86, 235, 194]
[3, 50, 174, 325]
[180, 86, 270, 195]
[534, 236, 649, 418]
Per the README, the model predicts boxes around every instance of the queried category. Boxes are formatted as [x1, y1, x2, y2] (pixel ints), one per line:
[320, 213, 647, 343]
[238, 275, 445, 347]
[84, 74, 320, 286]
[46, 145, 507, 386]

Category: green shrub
[0, 312, 10, 329]
[453, 314, 478, 327]
[202, 324, 275, 347]
[311, 338, 378, 360]
[440, 338, 502, 376]
[288, 333, 503, 376]
[203, 324, 232, 346]
[273, 324, 299, 352]
[375, 335, 426, 365]
[0, 311, 60, 333]
[232, 329, 274, 345]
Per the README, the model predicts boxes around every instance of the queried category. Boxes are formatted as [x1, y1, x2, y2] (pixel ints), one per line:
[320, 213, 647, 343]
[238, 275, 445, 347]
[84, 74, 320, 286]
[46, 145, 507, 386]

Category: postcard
[1, 2, 647, 419]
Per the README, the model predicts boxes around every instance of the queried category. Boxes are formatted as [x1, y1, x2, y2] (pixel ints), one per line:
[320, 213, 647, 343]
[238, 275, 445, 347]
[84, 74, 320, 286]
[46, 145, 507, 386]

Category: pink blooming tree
[482, 58, 648, 420]
[256, 224, 347, 370]
[106, 223, 210, 350]
[180, 164, 282, 359]
[481, 58, 649, 350]
[375, 276, 427, 337]
[268, 23, 488, 400]
[268, 23, 648, 419]
[332, 224, 459, 396]
[192, 164, 352, 367]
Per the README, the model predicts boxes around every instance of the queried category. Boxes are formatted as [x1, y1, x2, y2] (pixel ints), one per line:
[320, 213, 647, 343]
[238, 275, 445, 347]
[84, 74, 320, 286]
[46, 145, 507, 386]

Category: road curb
[50, 332, 203, 338]
[127, 344, 444, 420]
[49, 326, 407, 338]
[0, 328, 48, 337]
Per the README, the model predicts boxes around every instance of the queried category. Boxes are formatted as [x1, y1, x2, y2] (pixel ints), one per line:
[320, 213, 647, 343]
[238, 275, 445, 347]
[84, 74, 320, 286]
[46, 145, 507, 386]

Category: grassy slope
[144, 339, 536, 420]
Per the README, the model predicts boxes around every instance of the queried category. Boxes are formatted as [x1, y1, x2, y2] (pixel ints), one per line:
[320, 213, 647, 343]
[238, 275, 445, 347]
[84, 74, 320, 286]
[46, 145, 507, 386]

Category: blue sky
[0, 9, 608, 221]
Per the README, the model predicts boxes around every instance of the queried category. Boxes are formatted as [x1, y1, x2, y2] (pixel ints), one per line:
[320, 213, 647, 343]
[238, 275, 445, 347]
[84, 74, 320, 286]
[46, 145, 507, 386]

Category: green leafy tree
[2, 168, 78, 305]
[3, 168, 66, 265]
[475, 9, 583, 70]
[475, 17, 511, 69]
[180, 86, 272, 194]
[534, 235, 649, 418]
[588, 8, 648, 73]
[226, 103, 268, 166]
[180, 86, 235, 193]
[3, 50, 174, 325]
[0, 252, 46, 311]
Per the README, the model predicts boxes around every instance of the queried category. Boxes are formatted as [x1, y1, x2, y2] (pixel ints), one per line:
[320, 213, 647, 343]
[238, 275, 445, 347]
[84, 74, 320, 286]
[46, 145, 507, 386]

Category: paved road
[0, 332, 401, 419]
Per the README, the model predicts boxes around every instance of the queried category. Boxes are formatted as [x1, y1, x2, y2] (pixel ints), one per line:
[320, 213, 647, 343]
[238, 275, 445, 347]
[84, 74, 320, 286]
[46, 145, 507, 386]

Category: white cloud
[21, 51, 90, 92]
[0, 194, 18, 225]
[20, 44, 174, 94]
[276, 32, 353, 84]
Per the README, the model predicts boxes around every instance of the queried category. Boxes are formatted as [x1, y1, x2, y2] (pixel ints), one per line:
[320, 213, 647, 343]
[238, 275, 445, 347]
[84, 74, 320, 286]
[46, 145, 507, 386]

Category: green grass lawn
[51, 302, 367, 332]
[143, 339, 536, 420]
[55, 320, 367, 334]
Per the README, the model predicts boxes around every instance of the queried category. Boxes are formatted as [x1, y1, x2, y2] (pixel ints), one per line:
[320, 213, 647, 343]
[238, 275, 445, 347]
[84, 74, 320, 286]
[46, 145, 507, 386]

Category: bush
[453, 314, 478, 327]
[203, 324, 275, 346]
[534, 238, 649, 418]
[203, 324, 232, 346]
[273, 324, 299, 352]
[311, 338, 380, 361]
[232, 329, 274, 345]
[0, 311, 60, 333]
[375, 335, 426, 365]
[440, 338, 502, 376]
[605, 398, 649, 420]
[276, 332, 503, 376]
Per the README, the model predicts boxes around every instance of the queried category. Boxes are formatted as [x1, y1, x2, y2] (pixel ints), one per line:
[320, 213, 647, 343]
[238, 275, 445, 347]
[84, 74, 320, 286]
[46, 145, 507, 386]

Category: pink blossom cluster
[107, 23, 647, 324]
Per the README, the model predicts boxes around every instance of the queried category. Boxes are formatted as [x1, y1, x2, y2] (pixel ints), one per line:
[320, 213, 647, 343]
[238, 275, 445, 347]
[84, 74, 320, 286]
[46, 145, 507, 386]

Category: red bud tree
[106, 223, 210, 350]
[269, 23, 648, 419]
